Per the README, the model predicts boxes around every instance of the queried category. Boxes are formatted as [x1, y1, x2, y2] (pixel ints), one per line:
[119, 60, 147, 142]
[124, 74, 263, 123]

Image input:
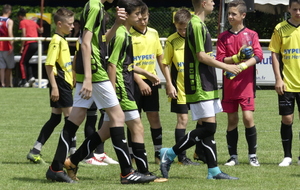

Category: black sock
[226, 127, 238, 156]
[150, 128, 162, 154]
[95, 110, 105, 154]
[51, 120, 79, 171]
[202, 135, 217, 168]
[132, 142, 148, 174]
[37, 113, 61, 145]
[127, 127, 133, 156]
[110, 127, 132, 176]
[175, 128, 186, 161]
[84, 111, 98, 158]
[245, 126, 257, 155]
[195, 123, 205, 160]
[281, 122, 293, 158]
[70, 132, 102, 165]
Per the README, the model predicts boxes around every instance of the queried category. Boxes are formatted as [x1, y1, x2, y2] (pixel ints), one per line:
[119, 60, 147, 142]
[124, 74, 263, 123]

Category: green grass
[1, 88, 300, 190]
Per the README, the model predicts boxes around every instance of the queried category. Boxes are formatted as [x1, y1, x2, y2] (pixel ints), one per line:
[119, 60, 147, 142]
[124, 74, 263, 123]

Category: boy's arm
[159, 62, 177, 99]
[105, 7, 126, 44]
[134, 73, 152, 96]
[80, 29, 93, 99]
[45, 65, 59, 102]
[196, 52, 240, 74]
[7, 19, 14, 53]
[134, 66, 160, 86]
[107, 62, 116, 90]
[271, 52, 285, 95]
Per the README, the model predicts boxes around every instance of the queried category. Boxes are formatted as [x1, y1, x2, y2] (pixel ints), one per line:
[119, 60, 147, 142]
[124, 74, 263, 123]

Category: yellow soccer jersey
[269, 20, 300, 92]
[130, 27, 163, 79]
[163, 32, 186, 104]
[45, 33, 73, 87]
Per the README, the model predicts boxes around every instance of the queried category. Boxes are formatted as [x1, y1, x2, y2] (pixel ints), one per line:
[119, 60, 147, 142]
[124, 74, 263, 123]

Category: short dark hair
[2, 4, 11, 15]
[117, 0, 145, 15]
[174, 8, 191, 25]
[53, 7, 74, 24]
[17, 8, 26, 17]
[289, 0, 300, 7]
[228, 0, 247, 14]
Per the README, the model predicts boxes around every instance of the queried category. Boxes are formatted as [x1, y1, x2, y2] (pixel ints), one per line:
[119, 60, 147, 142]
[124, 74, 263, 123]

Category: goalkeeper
[216, 0, 263, 167]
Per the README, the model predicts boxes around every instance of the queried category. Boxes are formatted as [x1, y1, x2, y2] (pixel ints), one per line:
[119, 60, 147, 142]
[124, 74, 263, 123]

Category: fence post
[38, 39, 43, 88]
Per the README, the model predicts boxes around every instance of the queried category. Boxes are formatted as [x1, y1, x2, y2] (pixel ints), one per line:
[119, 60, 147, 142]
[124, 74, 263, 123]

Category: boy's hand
[50, 87, 59, 102]
[240, 46, 254, 60]
[79, 79, 92, 99]
[138, 80, 152, 96]
[115, 6, 127, 26]
[146, 73, 160, 86]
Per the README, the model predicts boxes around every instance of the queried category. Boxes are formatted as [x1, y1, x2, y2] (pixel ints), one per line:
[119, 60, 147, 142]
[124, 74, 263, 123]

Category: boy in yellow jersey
[269, 0, 300, 167]
[161, 8, 200, 166]
[27, 8, 75, 164]
[130, 3, 164, 164]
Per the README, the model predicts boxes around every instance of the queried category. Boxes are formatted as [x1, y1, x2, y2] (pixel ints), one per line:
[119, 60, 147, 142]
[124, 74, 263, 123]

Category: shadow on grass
[1, 161, 47, 165]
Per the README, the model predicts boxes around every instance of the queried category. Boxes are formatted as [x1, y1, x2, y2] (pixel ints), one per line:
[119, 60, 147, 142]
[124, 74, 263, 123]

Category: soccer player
[26, 7, 75, 165]
[216, 0, 263, 167]
[45, 0, 155, 184]
[17, 8, 43, 87]
[159, 0, 240, 179]
[0, 4, 15, 87]
[129, 3, 164, 164]
[161, 8, 199, 166]
[269, 0, 300, 167]
[64, 1, 167, 183]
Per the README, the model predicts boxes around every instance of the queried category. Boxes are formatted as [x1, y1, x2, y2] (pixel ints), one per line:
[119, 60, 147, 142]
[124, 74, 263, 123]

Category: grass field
[1, 88, 300, 190]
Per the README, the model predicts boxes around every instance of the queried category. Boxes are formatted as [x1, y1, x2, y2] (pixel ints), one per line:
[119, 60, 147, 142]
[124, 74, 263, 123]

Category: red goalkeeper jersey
[216, 27, 263, 100]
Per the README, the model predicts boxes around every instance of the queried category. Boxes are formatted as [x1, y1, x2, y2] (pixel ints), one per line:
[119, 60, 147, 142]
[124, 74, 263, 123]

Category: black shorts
[49, 77, 73, 108]
[278, 92, 300, 115]
[170, 99, 189, 114]
[134, 79, 159, 112]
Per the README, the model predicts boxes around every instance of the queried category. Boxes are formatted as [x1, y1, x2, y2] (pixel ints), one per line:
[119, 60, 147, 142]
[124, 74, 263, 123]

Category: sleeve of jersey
[268, 28, 281, 53]
[155, 32, 163, 56]
[108, 34, 125, 66]
[162, 40, 173, 66]
[45, 38, 60, 66]
[252, 32, 263, 62]
[84, 6, 99, 32]
[193, 22, 205, 53]
[216, 35, 226, 62]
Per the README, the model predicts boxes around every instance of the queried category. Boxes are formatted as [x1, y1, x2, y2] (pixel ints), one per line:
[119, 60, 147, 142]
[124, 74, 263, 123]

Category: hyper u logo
[133, 54, 155, 61]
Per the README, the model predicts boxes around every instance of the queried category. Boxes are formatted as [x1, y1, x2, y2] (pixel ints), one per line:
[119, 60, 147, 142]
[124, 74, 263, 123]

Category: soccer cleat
[82, 157, 108, 166]
[208, 172, 239, 180]
[46, 166, 76, 183]
[155, 151, 160, 165]
[147, 172, 168, 183]
[19, 82, 29, 87]
[27, 151, 45, 164]
[28, 77, 35, 87]
[178, 157, 200, 166]
[94, 153, 119, 164]
[64, 158, 79, 181]
[249, 157, 260, 167]
[193, 151, 207, 164]
[279, 157, 292, 167]
[120, 170, 156, 184]
[160, 148, 174, 178]
[224, 157, 239, 166]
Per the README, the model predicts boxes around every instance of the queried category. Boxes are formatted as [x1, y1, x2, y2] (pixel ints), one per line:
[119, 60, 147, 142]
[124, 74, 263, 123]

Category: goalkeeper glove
[240, 46, 254, 60]
[224, 71, 236, 80]
[232, 46, 254, 63]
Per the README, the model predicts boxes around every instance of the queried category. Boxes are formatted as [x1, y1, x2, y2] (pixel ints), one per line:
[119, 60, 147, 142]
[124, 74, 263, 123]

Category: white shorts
[190, 99, 223, 121]
[0, 51, 15, 69]
[103, 110, 139, 122]
[73, 81, 119, 109]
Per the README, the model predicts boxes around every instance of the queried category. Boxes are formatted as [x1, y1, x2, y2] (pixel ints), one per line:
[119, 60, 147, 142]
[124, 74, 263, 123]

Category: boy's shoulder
[167, 32, 182, 41]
